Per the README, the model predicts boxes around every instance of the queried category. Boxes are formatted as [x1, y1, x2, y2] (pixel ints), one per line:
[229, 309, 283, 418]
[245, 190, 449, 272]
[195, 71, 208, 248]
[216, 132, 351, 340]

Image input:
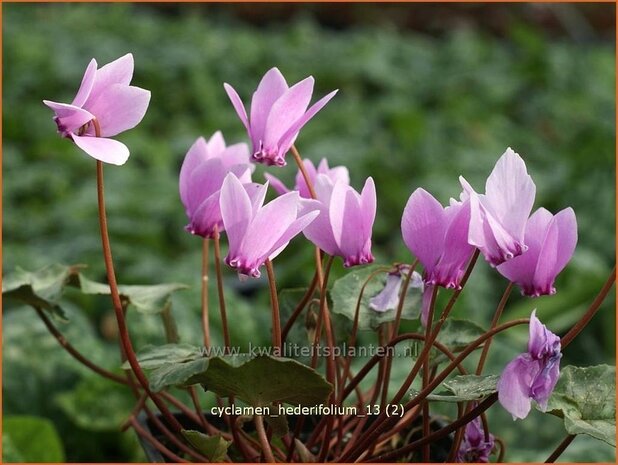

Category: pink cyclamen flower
[456, 413, 495, 463]
[220, 173, 319, 278]
[224, 67, 338, 167]
[264, 157, 350, 199]
[368, 265, 423, 313]
[459, 148, 536, 266]
[301, 174, 376, 267]
[497, 207, 577, 297]
[43, 54, 150, 165]
[497, 310, 561, 420]
[179, 132, 253, 238]
[401, 188, 475, 289]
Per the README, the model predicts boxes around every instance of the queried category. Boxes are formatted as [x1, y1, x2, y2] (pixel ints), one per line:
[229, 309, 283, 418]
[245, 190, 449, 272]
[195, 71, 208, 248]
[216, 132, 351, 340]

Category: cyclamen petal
[220, 173, 319, 278]
[267, 157, 350, 199]
[44, 54, 150, 165]
[181, 133, 252, 239]
[401, 188, 475, 289]
[456, 414, 495, 463]
[497, 207, 577, 296]
[461, 148, 536, 266]
[497, 311, 562, 420]
[302, 175, 375, 267]
[369, 267, 423, 313]
[224, 67, 337, 166]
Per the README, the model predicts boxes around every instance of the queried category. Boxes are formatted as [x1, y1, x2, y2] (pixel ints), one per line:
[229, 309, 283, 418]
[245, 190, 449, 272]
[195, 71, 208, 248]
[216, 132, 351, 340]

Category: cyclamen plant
[18, 54, 614, 463]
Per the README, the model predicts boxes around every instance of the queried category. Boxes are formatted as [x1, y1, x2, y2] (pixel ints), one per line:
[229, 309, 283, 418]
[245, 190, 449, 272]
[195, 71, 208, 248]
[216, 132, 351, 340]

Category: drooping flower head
[43, 54, 150, 165]
[265, 158, 350, 198]
[456, 414, 495, 463]
[224, 67, 338, 167]
[497, 310, 562, 420]
[460, 148, 536, 266]
[220, 173, 319, 278]
[369, 265, 423, 313]
[497, 207, 577, 297]
[179, 132, 253, 238]
[301, 174, 376, 267]
[401, 188, 475, 289]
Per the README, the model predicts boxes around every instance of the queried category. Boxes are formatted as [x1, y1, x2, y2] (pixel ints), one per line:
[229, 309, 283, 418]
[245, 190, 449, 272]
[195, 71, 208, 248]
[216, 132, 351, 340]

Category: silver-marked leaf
[545, 365, 616, 446]
[423, 374, 499, 402]
[126, 343, 203, 370]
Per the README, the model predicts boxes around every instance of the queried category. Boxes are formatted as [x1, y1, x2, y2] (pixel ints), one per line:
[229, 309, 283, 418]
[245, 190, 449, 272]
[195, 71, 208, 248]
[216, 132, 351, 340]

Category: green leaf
[2, 264, 80, 321]
[545, 365, 616, 446]
[425, 374, 498, 402]
[195, 355, 333, 407]
[3, 415, 65, 462]
[331, 265, 422, 331]
[431, 318, 486, 365]
[127, 343, 204, 370]
[54, 377, 135, 431]
[181, 430, 230, 462]
[77, 274, 188, 315]
[127, 343, 210, 392]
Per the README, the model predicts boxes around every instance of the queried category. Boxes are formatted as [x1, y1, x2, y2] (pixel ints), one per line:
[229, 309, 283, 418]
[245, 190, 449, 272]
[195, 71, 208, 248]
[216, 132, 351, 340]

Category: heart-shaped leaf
[2, 264, 81, 321]
[544, 365, 616, 446]
[195, 355, 333, 407]
[127, 343, 204, 370]
[331, 265, 422, 331]
[430, 318, 486, 365]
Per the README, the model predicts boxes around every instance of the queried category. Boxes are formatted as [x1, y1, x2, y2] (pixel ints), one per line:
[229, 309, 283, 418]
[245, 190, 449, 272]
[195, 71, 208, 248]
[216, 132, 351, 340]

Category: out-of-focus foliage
[3, 3, 615, 462]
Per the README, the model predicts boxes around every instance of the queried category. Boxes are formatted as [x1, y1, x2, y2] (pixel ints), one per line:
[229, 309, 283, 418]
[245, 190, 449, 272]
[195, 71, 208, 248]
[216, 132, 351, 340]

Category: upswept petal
[435, 200, 474, 288]
[250, 68, 288, 147]
[263, 76, 314, 149]
[369, 272, 402, 313]
[532, 217, 561, 295]
[329, 182, 364, 257]
[484, 148, 535, 240]
[360, 177, 377, 239]
[497, 208, 551, 286]
[241, 192, 302, 264]
[86, 84, 151, 137]
[42, 101, 94, 133]
[206, 130, 226, 157]
[267, 209, 320, 261]
[314, 174, 336, 204]
[301, 201, 339, 256]
[71, 134, 130, 165]
[497, 354, 540, 420]
[277, 89, 338, 153]
[530, 356, 561, 411]
[223, 83, 249, 131]
[220, 173, 253, 257]
[245, 181, 269, 215]
[185, 159, 227, 214]
[401, 188, 447, 273]
[188, 191, 222, 237]
[86, 53, 134, 105]
[72, 59, 97, 107]
[264, 173, 290, 196]
[527, 310, 547, 358]
[220, 143, 252, 171]
[548, 207, 577, 278]
[179, 137, 208, 206]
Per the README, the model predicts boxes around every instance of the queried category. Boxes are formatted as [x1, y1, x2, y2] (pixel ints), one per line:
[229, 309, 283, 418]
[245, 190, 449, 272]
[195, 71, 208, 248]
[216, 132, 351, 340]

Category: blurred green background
[3, 3, 615, 462]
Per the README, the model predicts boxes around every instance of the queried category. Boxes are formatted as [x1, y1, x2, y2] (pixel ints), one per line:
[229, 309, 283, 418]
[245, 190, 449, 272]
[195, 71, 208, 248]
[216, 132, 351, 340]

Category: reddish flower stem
[422, 285, 439, 462]
[265, 259, 282, 353]
[201, 238, 211, 349]
[545, 434, 576, 463]
[96, 160, 182, 432]
[281, 270, 318, 342]
[128, 416, 189, 463]
[213, 226, 231, 349]
[254, 414, 276, 463]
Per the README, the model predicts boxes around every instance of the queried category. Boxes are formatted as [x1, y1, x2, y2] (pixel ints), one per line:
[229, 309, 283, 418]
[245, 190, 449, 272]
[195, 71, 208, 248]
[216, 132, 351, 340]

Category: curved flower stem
[96, 160, 181, 432]
[254, 414, 276, 463]
[422, 285, 439, 462]
[561, 266, 615, 347]
[475, 282, 513, 375]
[33, 306, 127, 384]
[213, 226, 231, 349]
[545, 434, 576, 463]
[265, 259, 282, 353]
[342, 250, 480, 461]
[129, 416, 189, 463]
[370, 266, 616, 462]
[281, 271, 318, 342]
[201, 238, 211, 348]
[291, 145, 317, 198]
[495, 437, 506, 462]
